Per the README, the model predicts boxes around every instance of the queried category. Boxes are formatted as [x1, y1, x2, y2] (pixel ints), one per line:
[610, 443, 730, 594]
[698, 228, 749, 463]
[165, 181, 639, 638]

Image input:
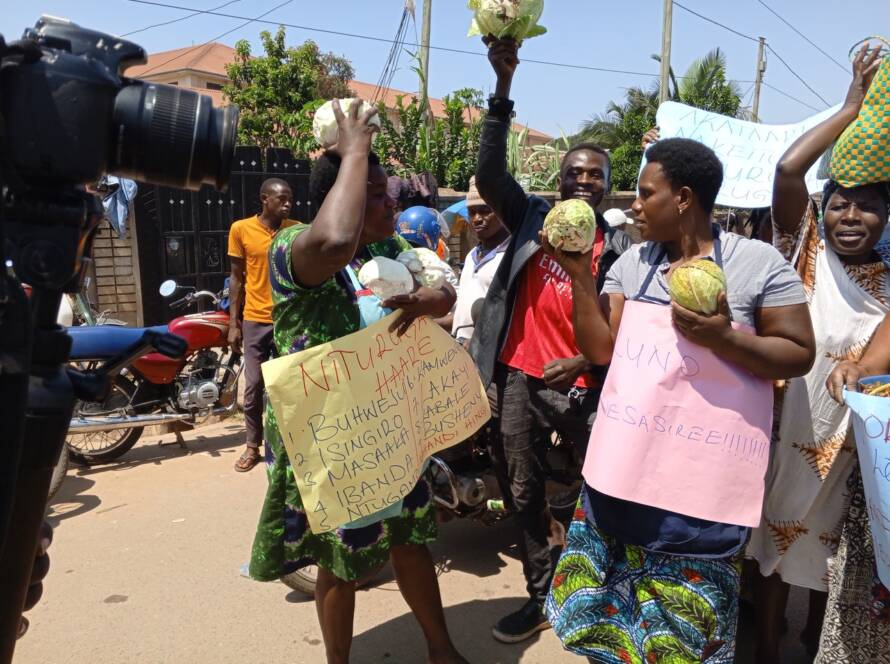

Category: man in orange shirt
[227, 178, 295, 472]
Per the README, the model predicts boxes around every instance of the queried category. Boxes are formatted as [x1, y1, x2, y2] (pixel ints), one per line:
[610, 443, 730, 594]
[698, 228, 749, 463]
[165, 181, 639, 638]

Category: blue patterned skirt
[546, 502, 740, 663]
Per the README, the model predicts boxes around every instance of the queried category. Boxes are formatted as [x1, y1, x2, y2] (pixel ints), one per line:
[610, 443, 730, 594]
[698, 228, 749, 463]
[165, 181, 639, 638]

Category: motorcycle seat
[67, 324, 172, 360]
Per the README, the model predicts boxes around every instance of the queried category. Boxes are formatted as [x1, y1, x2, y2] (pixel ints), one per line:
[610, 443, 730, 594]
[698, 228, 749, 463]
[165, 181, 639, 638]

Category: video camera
[0, 16, 239, 662]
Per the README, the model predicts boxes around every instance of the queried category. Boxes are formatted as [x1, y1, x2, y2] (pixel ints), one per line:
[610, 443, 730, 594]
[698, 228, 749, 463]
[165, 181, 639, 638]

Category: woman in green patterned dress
[248, 100, 466, 664]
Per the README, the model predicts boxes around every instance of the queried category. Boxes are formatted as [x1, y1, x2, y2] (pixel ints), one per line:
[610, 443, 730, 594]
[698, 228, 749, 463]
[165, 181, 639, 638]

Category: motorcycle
[64, 280, 242, 464]
[279, 310, 584, 596]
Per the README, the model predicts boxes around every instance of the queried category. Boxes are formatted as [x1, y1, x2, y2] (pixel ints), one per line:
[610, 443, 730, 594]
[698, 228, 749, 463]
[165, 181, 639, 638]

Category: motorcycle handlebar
[169, 290, 221, 310]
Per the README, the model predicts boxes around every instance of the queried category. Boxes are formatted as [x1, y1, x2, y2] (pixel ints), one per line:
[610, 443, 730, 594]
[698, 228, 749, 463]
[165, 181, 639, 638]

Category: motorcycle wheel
[67, 373, 145, 464]
[48, 444, 69, 500]
[279, 563, 385, 597]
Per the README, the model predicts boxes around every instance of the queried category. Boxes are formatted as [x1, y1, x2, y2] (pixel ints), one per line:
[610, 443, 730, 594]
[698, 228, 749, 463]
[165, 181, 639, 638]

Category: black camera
[0, 15, 239, 191]
[0, 18, 239, 659]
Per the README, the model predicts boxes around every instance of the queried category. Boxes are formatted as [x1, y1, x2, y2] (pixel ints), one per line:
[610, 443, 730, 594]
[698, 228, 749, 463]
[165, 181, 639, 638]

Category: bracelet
[487, 96, 515, 119]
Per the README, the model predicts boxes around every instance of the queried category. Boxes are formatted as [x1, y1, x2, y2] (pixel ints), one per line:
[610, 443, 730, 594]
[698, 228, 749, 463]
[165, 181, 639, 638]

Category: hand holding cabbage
[543, 199, 597, 253]
[670, 260, 732, 350]
[312, 98, 381, 151]
[467, 0, 546, 43]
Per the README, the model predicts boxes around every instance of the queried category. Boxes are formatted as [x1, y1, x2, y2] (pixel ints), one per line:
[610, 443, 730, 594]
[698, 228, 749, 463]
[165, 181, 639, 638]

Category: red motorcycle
[65, 280, 242, 464]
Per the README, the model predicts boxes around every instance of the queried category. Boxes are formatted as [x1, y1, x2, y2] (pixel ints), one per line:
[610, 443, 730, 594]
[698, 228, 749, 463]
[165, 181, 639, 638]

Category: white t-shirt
[452, 238, 510, 342]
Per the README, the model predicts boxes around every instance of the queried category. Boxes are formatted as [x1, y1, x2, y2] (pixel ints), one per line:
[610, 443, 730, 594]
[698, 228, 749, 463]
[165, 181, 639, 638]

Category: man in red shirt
[471, 38, 630, 643]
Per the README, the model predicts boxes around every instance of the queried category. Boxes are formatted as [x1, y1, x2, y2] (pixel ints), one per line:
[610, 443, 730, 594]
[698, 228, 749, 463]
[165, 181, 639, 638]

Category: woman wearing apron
[247, 101, 466, 664]
[543, 137, 815, 663]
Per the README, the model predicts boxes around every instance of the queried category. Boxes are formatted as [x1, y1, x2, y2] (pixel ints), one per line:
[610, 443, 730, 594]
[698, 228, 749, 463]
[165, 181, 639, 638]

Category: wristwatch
[487, 96, 515, 119]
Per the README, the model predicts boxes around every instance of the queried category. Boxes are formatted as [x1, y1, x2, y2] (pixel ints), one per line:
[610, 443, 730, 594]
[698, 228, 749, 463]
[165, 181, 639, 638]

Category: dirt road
[15, 422, 811, 663]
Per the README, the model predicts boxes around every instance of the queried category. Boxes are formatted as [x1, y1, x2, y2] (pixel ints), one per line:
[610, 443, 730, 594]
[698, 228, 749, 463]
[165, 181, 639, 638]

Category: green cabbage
[467, 0, 547, 42]
[669, 259, 727, 315]
[543, 199, 596, 252]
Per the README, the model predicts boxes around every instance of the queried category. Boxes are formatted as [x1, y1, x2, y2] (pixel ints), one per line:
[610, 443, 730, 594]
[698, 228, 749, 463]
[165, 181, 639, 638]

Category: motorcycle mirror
[159, 280, 178, 297]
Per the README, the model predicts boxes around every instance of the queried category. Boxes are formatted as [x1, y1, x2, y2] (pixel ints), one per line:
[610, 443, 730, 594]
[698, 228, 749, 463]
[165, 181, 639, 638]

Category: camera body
[0, 19, 239, 657]
[1, 15, 238, 191]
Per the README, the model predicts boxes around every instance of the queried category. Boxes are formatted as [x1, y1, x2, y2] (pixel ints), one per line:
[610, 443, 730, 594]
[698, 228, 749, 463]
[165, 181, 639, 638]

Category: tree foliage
[223, 27, 355, 157]
[572, 48, 747, 190]
[374, 88, 484, 191]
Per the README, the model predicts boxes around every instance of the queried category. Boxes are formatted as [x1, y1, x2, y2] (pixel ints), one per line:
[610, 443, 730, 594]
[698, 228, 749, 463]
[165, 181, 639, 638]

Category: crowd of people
[224, 35, 890, 664]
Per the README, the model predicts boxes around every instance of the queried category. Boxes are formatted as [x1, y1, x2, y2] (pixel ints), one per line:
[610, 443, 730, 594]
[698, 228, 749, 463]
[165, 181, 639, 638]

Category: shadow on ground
[352, 597, 543, 664]
[47, 473, 101, 526]
[70, 424, 244, 477]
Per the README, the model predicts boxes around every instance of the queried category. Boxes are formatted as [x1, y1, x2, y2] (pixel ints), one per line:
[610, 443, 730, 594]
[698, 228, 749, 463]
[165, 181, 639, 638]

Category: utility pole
[752, 36, 767, 122]
[419, 0, 432, 106]
[659, 0, 673, 104]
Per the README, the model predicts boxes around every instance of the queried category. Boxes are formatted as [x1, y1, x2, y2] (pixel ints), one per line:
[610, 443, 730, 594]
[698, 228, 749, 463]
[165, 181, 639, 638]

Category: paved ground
[16, 422, 813, 663]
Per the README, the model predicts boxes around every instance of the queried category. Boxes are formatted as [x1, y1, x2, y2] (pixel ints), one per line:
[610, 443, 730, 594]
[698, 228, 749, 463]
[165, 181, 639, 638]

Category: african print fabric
[815, 469, 890, 663]
[748, 202, 889, 590]
[248, 225, 436, 582]
[546, 501, 740, 663]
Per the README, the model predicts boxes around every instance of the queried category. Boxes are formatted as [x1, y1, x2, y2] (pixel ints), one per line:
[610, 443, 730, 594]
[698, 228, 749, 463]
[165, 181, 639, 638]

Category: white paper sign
[653, 101, 841, 208]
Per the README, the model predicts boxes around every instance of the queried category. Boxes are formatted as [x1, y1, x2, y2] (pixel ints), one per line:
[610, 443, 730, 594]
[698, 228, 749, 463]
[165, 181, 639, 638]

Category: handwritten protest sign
[653, 101, 841, 208]
[842, 386, 890, 589]
[261, 313, 490, 533]
[583, 301, 773, 527]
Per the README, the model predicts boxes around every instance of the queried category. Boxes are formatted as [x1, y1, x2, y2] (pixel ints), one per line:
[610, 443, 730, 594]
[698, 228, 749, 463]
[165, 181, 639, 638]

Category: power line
[139, 0, 295, 76]
[761, 82, 821, 112]
[672, 1, 758, 42]
[672, 1, 830, 108]
[765, 44, 830, 107]
[121, 0, 243, 37]
[125, 0, 818, 116]
[126, 0, 665, 78]
[754, 0, 848, 73]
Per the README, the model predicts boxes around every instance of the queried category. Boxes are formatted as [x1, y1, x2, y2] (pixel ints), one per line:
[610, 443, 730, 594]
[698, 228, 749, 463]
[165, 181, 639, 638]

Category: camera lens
[110, 81, 239, 191]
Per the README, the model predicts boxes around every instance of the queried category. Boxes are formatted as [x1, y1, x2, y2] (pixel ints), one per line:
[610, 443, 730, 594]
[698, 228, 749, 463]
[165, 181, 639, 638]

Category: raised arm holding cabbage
[467, 0, 546, 43]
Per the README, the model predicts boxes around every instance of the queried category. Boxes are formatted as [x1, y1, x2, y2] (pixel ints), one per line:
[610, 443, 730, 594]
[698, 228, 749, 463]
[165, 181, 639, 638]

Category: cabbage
[467, 0, 546, 42]
[357, 257, 414, 301]
[312, 98, 381, 149]
[396, 247, 455, 289]
[669, 259, 727, 315]
[543, 199, 597, 253]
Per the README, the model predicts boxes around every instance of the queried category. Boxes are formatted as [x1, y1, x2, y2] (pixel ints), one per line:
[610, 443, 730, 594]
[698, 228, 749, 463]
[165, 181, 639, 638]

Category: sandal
[234, 448, 261, 472]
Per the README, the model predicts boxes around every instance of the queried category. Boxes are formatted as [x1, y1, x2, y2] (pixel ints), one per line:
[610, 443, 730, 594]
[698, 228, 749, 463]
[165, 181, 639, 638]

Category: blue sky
[3, 1, 886, 137]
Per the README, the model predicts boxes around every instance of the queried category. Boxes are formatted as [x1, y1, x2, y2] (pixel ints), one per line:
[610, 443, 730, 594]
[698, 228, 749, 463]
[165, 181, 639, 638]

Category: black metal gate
[134, 146, 314, 325]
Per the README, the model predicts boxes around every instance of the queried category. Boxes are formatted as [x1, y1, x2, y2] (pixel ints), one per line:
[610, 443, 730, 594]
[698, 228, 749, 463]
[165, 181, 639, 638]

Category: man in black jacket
[470, 37, 631, 643]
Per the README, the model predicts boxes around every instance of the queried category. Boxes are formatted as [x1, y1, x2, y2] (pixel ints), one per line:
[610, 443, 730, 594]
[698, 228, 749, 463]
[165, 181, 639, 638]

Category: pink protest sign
[584, 300, 774, 527]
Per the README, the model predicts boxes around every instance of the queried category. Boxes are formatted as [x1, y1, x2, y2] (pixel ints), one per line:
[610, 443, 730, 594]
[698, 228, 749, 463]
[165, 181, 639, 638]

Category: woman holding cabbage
[541, 137, 815, 662]
[745, 45, 890, 663]
[247, 100, 466, 664]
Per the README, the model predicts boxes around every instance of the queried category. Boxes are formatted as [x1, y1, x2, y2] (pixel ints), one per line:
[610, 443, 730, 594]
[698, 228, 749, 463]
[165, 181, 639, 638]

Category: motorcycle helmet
[398, 206, 441, 250]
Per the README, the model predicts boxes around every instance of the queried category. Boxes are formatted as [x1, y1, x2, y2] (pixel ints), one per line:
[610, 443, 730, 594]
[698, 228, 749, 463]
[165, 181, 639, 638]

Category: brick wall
[90, 212, 144, 326]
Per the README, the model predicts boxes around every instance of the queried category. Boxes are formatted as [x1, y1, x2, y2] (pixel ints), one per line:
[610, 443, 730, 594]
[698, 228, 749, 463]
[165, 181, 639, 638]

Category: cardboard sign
[654, 101, 841, 208]
[262, 313, 490, 532]
[584, 301, 774, 527]
[843, 387, 890, 589]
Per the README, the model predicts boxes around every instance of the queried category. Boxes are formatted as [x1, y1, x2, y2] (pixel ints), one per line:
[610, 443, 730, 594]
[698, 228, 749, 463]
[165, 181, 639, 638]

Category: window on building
[205, 82, 224, 91]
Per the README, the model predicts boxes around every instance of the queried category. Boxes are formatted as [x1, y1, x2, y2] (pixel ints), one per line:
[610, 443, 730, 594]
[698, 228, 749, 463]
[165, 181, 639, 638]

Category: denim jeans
[495, 364, 598, 603]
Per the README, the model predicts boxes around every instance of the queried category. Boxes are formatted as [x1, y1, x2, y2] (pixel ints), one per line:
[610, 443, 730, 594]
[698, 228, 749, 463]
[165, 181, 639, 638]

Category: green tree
[573, 48, 746, 190]
[223, 27, 355, 157]
[374, 88, 484, 191]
